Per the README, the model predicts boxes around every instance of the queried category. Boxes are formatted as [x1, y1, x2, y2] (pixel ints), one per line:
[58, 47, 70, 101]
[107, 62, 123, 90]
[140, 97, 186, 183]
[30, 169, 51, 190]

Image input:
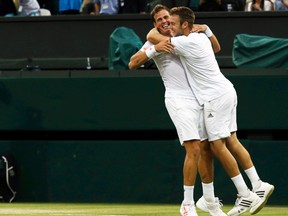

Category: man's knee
[184, 140, 200, 156]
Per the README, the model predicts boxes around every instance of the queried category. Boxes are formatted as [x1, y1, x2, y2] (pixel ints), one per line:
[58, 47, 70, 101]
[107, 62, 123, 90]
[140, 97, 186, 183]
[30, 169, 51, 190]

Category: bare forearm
[147, 28, 169, 44]
[202, 25, 221, 53]
[209, 35, 221, 53]
[128, 51, 149, 70]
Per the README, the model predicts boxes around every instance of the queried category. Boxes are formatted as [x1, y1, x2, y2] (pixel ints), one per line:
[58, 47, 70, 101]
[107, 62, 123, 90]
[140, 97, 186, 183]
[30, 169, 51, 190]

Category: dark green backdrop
[0, 69, 287, 204]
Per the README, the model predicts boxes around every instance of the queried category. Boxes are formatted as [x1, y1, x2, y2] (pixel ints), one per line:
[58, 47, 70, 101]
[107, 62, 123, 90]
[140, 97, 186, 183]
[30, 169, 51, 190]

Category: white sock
[202, 182, 215, 203]
[231, 174, 250, 197]
[183, 185, 194, 204]
[245, 166, 262, 190]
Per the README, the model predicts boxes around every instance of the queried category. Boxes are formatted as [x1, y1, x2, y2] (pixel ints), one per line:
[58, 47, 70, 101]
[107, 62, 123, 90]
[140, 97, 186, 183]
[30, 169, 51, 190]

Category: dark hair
[169, 6, 195, 28]
[150, 4, 170, 22]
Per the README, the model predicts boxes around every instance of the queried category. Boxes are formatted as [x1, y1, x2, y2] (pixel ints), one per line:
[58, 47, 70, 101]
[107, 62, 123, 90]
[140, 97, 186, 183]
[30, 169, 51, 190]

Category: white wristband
[145, 45, 158, 59]
[205, 26, 213, 38]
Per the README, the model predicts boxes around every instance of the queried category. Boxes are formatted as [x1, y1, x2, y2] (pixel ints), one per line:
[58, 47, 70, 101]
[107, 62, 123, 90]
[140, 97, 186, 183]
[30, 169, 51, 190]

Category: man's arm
[192, 24, 221, 53]
[147, 25, 221, 53]
[208, 34, 221, 54]
[129, 41, 174, 70]
[128, 50, 149, 70]
[147, 28, 170, 44]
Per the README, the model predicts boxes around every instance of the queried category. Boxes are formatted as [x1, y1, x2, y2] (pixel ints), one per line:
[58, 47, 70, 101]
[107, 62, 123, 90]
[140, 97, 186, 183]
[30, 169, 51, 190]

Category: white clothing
[140, 41, 207, 144]
[165, 97, 207, 144]
[170, 32, 237, 140]
[170, 32, 234, 106]
[141, 41, 196, 100]
[203, 88, 238, 141]
[19, 0, 40, 16]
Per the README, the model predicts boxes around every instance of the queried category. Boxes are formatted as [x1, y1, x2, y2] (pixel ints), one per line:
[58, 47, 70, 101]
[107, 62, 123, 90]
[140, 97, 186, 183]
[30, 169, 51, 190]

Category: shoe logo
[208, 113, 214, 118]
[255, 191, 265, 198]
[240, 199, 252, 208]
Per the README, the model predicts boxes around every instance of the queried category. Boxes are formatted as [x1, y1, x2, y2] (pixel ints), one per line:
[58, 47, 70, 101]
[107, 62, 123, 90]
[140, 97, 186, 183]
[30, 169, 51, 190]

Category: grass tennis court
[0, 203, 287, 216]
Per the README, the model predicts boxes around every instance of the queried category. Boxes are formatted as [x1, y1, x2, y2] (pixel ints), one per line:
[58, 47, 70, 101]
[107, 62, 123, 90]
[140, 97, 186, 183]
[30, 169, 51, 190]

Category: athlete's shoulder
[188, 32, 207, 39]
[170, 35, 190, 46]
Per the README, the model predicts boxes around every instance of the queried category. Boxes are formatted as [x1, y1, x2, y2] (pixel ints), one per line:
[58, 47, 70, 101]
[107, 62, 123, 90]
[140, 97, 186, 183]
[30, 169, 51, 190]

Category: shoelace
[215, 197, 224, 208]
[233, 195, 242, 205]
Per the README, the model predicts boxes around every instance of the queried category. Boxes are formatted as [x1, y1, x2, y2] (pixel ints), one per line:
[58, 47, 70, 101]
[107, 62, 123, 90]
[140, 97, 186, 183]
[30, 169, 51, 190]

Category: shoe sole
[227, 210, 247, 216]
[250, 185, 274, 215]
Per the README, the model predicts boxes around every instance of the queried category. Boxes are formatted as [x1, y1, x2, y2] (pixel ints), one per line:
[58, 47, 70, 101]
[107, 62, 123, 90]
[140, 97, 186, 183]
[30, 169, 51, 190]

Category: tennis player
[147, 6, 274, 216]
[129, 4, 226, 216]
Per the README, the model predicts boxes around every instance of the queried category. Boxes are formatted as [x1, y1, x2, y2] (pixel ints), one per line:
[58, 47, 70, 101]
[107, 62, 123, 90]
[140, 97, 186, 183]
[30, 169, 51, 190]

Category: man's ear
[153, 22, 157, 28]
[182, 21, 188, 29]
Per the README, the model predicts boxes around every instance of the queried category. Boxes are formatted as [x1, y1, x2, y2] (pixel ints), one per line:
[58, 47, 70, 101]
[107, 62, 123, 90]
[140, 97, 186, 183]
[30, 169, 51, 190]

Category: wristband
[145, 45, 158, 59]
[205, 26, 213, 38]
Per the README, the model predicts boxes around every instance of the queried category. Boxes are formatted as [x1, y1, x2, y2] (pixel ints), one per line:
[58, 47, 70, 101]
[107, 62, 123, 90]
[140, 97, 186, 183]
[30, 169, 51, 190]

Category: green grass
[0, 203, 287, 216]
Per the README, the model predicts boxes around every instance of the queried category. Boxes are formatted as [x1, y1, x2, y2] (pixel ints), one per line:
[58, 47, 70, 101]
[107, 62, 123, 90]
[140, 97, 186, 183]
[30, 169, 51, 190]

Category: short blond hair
[169, 6, 195, 28]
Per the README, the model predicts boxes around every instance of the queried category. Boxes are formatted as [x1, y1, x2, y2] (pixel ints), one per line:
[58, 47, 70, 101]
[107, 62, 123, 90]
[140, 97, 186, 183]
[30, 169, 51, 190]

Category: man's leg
[196, 140, 227, 216]
[210, 138, 265, 216]
[180, 140, 200, 216]
[226, 132, 253, 171]
[226, 132, 274, 206]
[210, 139, 241, 179]
[183, 140, 200, 200]
[198, 139, 216, 204]
[198, 139, 214, 184]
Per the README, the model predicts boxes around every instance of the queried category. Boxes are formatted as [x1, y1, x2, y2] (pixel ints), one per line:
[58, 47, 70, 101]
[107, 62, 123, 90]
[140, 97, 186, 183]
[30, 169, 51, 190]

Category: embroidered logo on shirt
[208, 113, 214, 118]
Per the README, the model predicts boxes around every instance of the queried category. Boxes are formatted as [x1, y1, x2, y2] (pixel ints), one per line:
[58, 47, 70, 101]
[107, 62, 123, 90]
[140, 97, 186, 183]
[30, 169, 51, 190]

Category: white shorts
[203, 88, 238, 142]
[165, 97, 207, 145]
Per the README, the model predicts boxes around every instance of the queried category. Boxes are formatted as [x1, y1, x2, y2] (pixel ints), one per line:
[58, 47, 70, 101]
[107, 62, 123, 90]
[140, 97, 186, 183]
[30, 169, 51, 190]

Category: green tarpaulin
[108, 26, 143, 70]
[232, 34, 288, 69]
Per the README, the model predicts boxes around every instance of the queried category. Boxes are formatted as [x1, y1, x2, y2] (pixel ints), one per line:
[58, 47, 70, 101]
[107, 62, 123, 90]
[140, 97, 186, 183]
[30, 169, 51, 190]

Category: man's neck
[159, 30, 172, 37]
[183, 28, 192, 36]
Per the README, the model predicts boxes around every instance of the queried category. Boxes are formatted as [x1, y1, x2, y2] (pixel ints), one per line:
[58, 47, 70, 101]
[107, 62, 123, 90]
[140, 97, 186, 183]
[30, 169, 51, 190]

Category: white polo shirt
[170, 32, 234, 105]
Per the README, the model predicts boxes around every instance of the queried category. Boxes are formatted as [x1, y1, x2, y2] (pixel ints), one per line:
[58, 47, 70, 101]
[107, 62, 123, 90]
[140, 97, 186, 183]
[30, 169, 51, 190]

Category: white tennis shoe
[196, 196, 226, 216]
[253, 181, 274, 207]
[196, 196, 223, 212]
[227, 191, 264, 216]
[180, 202, 198, 216]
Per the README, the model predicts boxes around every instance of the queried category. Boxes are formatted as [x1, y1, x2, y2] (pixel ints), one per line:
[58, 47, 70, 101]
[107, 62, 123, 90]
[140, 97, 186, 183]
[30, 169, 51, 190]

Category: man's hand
[155, 40, 174, 53]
